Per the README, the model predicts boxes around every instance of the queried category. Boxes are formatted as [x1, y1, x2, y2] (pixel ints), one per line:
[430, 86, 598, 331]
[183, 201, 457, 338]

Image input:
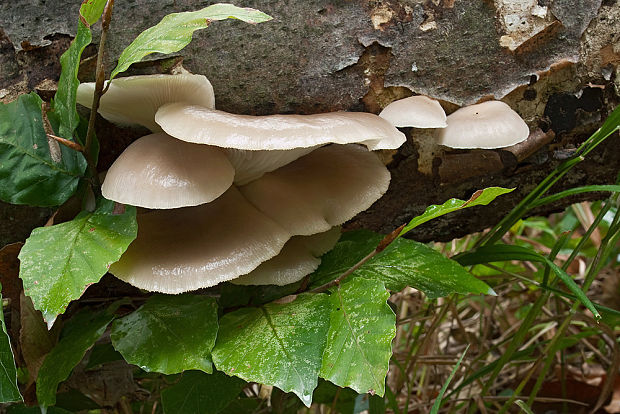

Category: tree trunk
[1, 0, 618, 245]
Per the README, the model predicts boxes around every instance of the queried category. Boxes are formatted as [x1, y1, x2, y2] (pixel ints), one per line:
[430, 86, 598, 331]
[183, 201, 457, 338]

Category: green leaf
[0, 93, 86, 206]
[52, 0, 107, 141]
[399, 187, 514, 237]
[110, 3, 272, 79]
[161, 370, 245, 414]
[36, 308, 114, 407]
[320, 278, 395, 396]
[0, 284, 22, 403]
[454, 244, 600, 320]
[111, 294, 218, 374]
[19, 199, 137, 327]
[212, 293, 330, 407]
[310, 230, 494, 298]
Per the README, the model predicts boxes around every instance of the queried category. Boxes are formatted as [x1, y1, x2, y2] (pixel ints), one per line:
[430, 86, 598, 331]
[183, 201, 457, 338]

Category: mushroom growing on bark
[379, 95, 447, 128]
[232, 227, 342, 286]
[77, 74, 215, 132]
[437, 100, 529, 149]
[84, 73, 404, 293]
[101, 133, 234, 209]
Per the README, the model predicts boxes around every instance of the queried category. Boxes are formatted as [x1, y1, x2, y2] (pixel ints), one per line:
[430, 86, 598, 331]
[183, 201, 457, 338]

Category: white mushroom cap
[102, 133, 234, 209]
[239, 144, 391, 236]
[232, 227, 341, 286]
[437, 100, 529, 149]
[379, 96, 447, 128]
[109, 187, 291, 294]
[154, 103, 406, 150]
[225, 147, 319, 185]
[77, 74, 215, 131]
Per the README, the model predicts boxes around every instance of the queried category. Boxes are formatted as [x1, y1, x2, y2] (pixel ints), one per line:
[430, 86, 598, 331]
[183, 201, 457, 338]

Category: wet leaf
[0, 284, 22, 403]
[399, 187, 514, 236]
[0, 93, 86, 206]
[19, 199, 137, 326]
[212, 293, 330, 407]
[111, 294, 218, 374]
[52, 0, 107, 140]
[161, 370, 245, 414]
[310, 230, 494, 298]
[111, 4, 272, 79]
[320, 278, 395, 396]
[35, 308, 114, 407]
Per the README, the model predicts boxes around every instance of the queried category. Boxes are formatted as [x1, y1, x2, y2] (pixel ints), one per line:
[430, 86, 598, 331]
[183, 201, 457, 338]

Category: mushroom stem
[84, 0, 115, 193]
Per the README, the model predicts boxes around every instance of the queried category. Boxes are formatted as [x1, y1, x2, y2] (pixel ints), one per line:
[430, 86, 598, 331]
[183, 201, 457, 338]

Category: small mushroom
[239, 144, 390, 236]
[109, 187, 291, 294]
[154, 103, 406, 150]
[232, 227, 341, 286]
[76, 74, 215, 131]
[101, 133, 234, 209]
[379, 95, 447, 128]
[437, 100, 529, 149]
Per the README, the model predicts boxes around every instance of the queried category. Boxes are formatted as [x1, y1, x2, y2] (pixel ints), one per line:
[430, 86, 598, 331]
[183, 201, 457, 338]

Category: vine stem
[310, 224, 405, 294]
[84, 0, 115, 193]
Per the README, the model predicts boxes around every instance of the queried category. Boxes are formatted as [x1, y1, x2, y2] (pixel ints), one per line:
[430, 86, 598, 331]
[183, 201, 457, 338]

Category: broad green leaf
[218, 281, 302, 309]
[110, 3, 272, 79]
[320, 278, 395, 396]
[52, 0, 107, 140]
[310, 230, 494, 298]
[399, 187, 514, 237]
[0, 284, 22, 403]
[161, 370, 245, 414]
[454, 244, 600, 320]
[19, 199, 137, 327]
[0, 93, 86, 206]
[36, 308, 114, 407]
[111, 294, 218, 374]
[212, 293, 330, 407]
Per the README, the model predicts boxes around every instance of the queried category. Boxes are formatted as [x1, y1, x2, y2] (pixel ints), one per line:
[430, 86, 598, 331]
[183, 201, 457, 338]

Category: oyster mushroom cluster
[379, 95, 530, 149]
[77, 74, 406, 293]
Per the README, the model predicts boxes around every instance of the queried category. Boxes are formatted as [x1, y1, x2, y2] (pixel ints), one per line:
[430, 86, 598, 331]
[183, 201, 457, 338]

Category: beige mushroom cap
[239, 144, 391, 236]
[379, 96, 447, 128]
[109, 187, 291, 294]
[102, 133, 234, 209]
[437, 100, 529, 149]
[232, 227, 341, 286]
[77, 74, 215, 131]
[154, 103, 406, 150]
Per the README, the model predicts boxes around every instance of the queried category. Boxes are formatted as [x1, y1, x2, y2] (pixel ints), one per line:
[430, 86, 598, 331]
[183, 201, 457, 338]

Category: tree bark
[0, 0, 618, 245]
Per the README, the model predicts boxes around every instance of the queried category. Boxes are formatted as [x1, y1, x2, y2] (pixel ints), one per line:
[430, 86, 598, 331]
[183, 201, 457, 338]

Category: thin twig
[46, 133, 85, 152]
[84, 0, 115, 192]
